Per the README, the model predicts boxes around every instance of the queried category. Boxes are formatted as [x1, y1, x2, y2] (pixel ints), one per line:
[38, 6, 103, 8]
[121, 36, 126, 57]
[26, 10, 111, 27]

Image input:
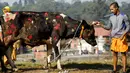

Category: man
[93, 2, 129, 73]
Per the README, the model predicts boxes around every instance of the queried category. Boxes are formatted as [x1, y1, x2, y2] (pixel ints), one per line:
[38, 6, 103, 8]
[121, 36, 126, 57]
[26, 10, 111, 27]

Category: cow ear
[81, 20, 90, 28]
[81, 20, 88, 25]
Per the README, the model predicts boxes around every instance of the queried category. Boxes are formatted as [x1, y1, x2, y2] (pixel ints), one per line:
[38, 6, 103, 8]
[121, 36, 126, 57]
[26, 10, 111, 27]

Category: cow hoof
[57, 67, 62, 70]
[57, 65, 62, 70]
[48, 63, 51, 67]
[43, 65, 48, 69]
[57, 59, 62, 70]
[43, 63, 51, 69]
[12, 68, 19, 72]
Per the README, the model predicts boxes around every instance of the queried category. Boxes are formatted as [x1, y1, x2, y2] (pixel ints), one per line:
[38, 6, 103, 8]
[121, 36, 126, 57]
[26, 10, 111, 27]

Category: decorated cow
[0, 11, 97, 72]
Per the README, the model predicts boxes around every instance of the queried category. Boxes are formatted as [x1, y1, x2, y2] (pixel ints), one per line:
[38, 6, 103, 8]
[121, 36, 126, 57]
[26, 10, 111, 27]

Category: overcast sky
[1, 0, 130, 6]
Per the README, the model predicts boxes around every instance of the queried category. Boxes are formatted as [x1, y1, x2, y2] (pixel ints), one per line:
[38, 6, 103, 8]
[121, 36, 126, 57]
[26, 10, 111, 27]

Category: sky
[1, 0, 130, 6]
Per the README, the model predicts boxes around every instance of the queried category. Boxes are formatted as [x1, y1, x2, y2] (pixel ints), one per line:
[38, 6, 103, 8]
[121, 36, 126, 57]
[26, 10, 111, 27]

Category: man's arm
[100, 18, 112, 30]
[92, 18, 112, 30]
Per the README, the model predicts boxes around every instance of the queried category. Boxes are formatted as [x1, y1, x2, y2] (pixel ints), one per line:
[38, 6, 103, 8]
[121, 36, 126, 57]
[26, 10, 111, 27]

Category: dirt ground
[4, 55, 130, 73]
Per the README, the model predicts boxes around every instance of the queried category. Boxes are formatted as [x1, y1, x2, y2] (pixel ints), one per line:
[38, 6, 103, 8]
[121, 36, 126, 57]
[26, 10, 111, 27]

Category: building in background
[94, 26, 110, 53]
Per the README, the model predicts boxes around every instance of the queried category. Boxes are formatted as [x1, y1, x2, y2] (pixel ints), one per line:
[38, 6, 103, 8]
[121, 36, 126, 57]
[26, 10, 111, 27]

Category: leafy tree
[121, 2, 130, 18]
[105, 0, 116, 5]
[28, 0, 35, 5]
[19, 0, 22, 6]
[11, 1, 22, 11]
[79, 0, 108, 22]
[24, 0, 27, 5]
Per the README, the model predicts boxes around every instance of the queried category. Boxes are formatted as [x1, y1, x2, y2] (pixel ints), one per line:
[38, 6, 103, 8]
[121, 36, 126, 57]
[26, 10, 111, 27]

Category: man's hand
[92, 21, 103, 26]
[120, 32, 127, 40]
[92, 21, 99, 25]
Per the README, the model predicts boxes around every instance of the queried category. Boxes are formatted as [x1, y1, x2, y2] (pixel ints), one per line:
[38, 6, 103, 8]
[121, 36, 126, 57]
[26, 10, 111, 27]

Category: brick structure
[32, 45, 47, 60]
[94, 27, 110, 36]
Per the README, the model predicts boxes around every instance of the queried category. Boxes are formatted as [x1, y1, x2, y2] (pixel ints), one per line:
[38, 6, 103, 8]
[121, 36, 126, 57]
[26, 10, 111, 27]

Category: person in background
[2, 6, 17, 65]
[92, 2, 129, 73]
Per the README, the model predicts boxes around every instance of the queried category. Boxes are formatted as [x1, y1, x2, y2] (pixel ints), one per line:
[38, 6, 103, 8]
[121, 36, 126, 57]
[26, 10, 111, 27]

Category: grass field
[5, 55, 130, 73]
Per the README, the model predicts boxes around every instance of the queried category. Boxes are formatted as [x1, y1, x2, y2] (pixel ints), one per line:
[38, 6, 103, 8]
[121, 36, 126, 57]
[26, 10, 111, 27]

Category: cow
[0, 11, 97, 71]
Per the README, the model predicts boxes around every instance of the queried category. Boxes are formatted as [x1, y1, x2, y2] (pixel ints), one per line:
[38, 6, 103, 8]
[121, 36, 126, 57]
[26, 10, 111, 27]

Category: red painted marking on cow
[54, 36, 57, 41]
[6, 30, 13, 35]
[27, 35, 33, 40]
[10, 24, 16, 29]
[44, 12, 48, 17]
[55, 15, 61, 19]
[28, 18, 32, 22]
[54, 23, 60, 30]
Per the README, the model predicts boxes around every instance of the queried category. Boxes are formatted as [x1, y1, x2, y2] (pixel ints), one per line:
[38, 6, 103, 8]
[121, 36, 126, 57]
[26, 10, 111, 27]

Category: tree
[35, 0, 56, 11]
[28, 0, 35, 5]
[19, 0, 22, 6]
[121, 2, 130, 17]
[105, 0, 116, 5]
[11, 1, 23, 11]
[24, 0, 27, 5]
[79, 0, 109, 22]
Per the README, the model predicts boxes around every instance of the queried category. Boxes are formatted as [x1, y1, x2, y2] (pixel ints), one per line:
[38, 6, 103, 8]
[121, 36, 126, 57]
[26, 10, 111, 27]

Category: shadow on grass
[19, 68, 44, 71]
[17, 67, 46, 73]
[14, 62, 130, 72]
[52, 63, 122, 71]
[14, 63, 46, 72]
[18, 64, 130, 73]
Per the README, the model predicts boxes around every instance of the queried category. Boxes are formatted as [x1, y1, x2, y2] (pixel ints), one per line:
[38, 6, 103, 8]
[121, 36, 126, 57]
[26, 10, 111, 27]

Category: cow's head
[81, 20, 97, 46]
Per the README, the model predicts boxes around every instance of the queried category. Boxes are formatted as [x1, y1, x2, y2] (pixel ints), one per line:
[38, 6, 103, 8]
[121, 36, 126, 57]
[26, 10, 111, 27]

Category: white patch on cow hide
[72, 29, 74, 32]
[60, 13, 66, 18]
[32, 20, 34, 24]
[65, 21, 68, 24]
[47, 55, 51, 63]
[52, 19, 56, 23]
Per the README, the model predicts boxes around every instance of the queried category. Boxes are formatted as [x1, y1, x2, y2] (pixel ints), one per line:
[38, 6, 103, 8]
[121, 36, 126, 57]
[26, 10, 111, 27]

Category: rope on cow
[50, 20, 83, 63]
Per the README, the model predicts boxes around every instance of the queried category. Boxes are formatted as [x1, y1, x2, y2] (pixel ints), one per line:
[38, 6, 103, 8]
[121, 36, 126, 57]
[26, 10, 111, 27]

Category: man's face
[109, 5, 118, 15]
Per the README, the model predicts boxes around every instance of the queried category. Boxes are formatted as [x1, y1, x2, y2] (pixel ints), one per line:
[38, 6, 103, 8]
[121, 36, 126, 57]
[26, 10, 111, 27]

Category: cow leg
[5, 46, 18, 71]
[56, 39, 62, 70]
[46, 43, 52, 68]
[46, 44, 60, 69]
[52, 44, 62, 70]
[52, 31, 62, 70]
